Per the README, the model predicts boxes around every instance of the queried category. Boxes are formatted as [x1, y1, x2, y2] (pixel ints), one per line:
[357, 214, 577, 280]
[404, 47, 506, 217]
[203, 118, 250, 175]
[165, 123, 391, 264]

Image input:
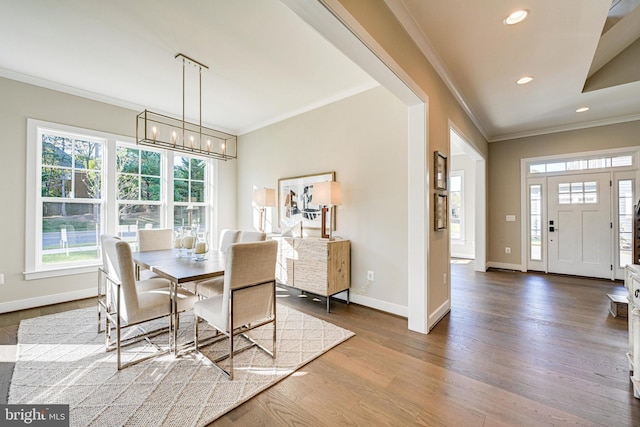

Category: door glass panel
[559, 194, 571, 204]
[558, 181, 598, 205]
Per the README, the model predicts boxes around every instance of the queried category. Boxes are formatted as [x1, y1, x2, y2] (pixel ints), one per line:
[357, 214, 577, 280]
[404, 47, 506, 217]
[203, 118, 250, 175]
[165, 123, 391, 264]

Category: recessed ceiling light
[504, 9, 529, 25]
[516, 76, 534, 85]
[576, 107, 590, 113]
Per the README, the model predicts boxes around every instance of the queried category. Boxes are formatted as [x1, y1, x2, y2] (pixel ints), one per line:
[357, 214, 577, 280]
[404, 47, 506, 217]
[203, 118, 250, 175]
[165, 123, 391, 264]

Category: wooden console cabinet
[274, 237, 350, 312]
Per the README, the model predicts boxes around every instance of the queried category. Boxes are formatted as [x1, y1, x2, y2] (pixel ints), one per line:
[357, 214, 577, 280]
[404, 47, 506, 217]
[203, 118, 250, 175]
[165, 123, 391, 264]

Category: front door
[547, 173, 612, 279]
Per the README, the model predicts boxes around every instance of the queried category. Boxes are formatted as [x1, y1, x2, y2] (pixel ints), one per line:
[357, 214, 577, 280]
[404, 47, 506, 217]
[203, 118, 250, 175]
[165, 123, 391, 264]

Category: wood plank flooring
[1, 261, 638, 426]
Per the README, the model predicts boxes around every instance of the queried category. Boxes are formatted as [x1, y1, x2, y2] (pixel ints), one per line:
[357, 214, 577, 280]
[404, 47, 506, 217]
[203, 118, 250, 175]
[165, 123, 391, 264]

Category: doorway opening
[449, 126, 487, 272]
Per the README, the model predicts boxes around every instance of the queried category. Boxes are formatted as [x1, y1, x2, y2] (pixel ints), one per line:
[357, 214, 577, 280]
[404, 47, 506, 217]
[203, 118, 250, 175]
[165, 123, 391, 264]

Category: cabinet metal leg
[326, 295, 331, 313]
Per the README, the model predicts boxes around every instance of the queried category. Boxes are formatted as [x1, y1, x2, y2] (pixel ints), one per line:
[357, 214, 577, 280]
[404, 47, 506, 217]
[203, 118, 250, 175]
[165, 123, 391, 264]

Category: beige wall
[333, 0, 489, 318]
[237, 86, 410, 310]
[488, 120, 640, 266]
[0, 76, 236, 311]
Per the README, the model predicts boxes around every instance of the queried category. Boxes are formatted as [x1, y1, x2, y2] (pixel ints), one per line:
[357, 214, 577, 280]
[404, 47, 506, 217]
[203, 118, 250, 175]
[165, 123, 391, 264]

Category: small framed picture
[435, 193, 448, 231]
[434, 151, 447, 190]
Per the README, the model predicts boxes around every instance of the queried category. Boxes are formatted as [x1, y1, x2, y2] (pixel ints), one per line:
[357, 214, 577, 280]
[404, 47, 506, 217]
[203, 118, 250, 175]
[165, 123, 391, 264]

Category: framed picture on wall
[278, 171, 335, 231]
[435, 193, 448, 231]
[434, 151, 447, 190]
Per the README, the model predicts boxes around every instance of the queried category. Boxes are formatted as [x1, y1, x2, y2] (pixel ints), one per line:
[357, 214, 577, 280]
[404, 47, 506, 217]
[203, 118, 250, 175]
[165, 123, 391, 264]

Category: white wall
[0, 76, 237, 312]
[450, 154, 476, 259]
[237, 86, 409, 312]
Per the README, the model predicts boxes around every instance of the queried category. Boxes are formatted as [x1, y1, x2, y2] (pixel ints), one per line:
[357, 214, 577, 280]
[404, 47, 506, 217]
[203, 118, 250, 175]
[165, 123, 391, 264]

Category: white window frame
[614, 171, 636, 279]
[25, 119, 216, 280]
[526, 177, 546, 272]
[115, 141, 166, 250]
[449, 171, 464, 242]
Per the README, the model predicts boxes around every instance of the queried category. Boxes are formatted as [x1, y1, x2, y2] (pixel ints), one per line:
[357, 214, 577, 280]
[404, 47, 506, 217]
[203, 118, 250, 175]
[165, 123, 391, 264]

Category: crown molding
[0, 67, 238, 136]
[489, 113, 640, 142]
[0, 67, 146, 113]
[383, 0, 489, 140]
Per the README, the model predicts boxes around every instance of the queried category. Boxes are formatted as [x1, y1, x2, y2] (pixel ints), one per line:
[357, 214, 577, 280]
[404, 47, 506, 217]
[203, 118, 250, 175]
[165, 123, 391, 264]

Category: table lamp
[313, 181, 342, 240]
[253, 188, 276, 232]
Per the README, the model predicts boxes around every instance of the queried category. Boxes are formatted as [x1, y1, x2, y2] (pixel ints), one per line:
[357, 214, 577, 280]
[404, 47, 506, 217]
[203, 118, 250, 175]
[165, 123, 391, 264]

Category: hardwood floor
[1, 262, 638, 426]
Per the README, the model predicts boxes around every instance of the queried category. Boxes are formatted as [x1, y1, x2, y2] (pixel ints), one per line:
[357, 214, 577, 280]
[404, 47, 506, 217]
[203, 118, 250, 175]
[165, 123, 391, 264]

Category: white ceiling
[0, 0, 377, 135]
[1, 0, 639, 142]
[386, 0, 640, 141]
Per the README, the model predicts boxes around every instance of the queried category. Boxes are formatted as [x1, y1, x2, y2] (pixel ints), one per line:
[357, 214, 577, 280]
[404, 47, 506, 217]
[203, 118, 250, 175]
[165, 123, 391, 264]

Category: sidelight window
[529, 184, 542, 261]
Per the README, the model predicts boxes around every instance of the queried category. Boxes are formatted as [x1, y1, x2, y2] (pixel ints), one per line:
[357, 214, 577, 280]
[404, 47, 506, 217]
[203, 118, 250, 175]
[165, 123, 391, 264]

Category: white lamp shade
[253, 188, 276, 207]
[313, 181, 342, 206]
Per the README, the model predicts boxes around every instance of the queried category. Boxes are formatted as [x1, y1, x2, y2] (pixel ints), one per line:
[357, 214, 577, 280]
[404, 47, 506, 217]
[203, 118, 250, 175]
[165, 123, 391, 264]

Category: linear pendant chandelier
[136, 53, 237, 160]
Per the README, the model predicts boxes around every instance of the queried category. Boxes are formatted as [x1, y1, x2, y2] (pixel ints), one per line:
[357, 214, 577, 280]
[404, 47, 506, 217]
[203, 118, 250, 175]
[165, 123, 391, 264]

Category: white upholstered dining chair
[136, 228, 174, 279]
[238, 230, 266, 243]
[195, 229, 266, 298]
[187, 229, 240, 297]
[101, 235, 198, 369]
[98, 233, 171, 332]
[193, 240, 278, 379]
[219, 229, 240, 253]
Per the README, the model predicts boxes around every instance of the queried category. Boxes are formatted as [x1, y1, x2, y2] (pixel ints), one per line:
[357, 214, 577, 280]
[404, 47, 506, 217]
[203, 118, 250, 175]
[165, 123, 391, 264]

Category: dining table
[131, 249, 226, 354]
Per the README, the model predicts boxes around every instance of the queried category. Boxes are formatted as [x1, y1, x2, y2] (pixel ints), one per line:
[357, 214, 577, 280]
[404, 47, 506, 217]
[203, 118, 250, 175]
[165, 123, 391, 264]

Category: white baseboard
[0, 288, 96, 314]
[341, 292, 408, 317]
[428, 299, 450, 330]
[486, 262, 522, 271]
[5, 287, 411, 320]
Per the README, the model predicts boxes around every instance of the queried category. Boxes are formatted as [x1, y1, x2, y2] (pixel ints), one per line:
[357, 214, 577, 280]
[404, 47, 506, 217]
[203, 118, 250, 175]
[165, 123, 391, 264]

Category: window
[449, 172, 463, 241]
[33, 126, 105, 271]
[26, 119, 215, 279]
[619, 179, 633, 268]
[557, 181, 597, 204]
[529, 154, 633, 174]
[529, 184, 542, 261]
[173, 155, 207, 229]
[116, 144, 163, 250]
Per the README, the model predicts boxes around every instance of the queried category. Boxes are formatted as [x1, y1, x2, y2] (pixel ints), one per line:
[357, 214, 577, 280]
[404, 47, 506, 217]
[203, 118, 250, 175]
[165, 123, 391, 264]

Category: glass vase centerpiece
[181, 227, 196, 258]
[174, 228, 184, 257]
[194, 230, 209, 261]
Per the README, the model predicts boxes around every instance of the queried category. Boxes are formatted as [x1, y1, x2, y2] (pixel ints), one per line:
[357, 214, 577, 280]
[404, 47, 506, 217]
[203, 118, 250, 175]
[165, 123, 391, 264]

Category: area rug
[8, 304, 354, 426]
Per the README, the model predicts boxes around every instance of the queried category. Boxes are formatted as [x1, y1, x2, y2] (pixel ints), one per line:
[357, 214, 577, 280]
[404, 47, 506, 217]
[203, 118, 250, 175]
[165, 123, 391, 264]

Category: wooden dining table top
[132, 249, 225, 283]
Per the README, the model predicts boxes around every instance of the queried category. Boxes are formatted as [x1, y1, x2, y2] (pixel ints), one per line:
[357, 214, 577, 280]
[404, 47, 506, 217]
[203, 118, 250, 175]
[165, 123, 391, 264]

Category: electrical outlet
[443, 273, 447, 284]
[367, 271, 374, 281]
[505, 247, 511, 254]
[0, 274, 4, 285]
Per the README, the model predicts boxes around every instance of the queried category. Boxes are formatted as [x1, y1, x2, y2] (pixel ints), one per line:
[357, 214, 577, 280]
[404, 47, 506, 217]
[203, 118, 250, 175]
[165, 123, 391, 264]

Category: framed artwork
[278, 171, 335, 230]
[435, 193, 448, 231]
[434, 151, 447, 190]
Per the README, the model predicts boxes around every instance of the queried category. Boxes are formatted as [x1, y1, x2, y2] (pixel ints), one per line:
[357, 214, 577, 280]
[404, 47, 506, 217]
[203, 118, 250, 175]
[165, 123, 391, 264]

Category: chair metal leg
[229, 333, 235, 380]
[116, 299, 122, 371]
[194, 314, 199, 350]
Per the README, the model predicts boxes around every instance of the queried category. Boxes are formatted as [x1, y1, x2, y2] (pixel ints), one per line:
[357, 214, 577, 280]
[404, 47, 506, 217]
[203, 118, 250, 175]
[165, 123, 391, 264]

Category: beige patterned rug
[8, 304, 354, 426]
